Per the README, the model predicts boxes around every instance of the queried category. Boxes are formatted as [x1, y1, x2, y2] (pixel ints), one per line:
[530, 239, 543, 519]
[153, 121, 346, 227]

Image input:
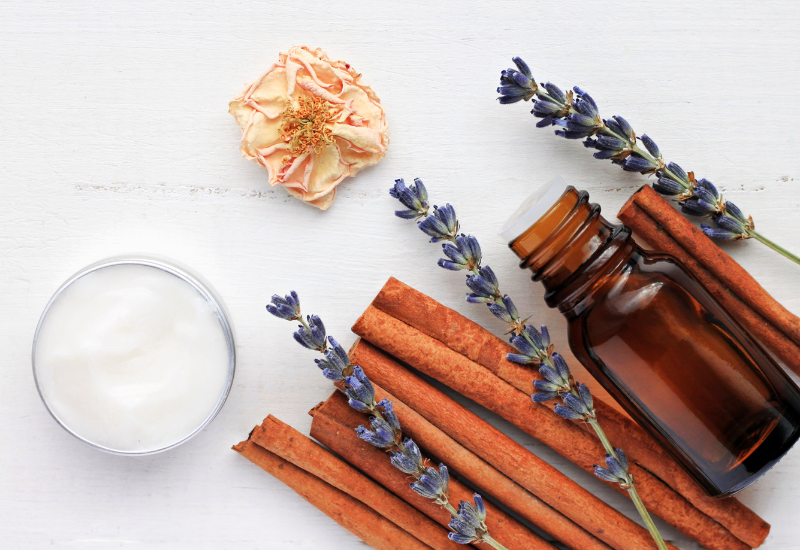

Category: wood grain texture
[1, 1, 799, 549]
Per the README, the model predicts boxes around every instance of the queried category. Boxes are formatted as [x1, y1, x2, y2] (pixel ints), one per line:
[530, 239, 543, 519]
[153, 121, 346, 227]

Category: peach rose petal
[245, 113, 282, 152]
[289, 47, 340, 89]
[284, 185, 337, 211]
[306, 143, 348, 199]
[244, 68, 289, 119]
[337, 144, 378, 173]
[242, 64, 276, 101]
[230, 46, 388, 210]
[280, 152, 312, 191]
[340, 82, 384, 122]
[331, 124, 385, 154]
[297, 77, 354, 112]
[283, 59, 302, 98]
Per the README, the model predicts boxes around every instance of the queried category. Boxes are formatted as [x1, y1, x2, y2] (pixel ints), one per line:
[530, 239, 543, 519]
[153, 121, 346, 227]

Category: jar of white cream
[32, 256, 235, 455]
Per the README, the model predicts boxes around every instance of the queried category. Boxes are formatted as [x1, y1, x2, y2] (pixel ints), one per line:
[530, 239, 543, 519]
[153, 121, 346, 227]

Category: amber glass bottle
[505, 183, 800, 497]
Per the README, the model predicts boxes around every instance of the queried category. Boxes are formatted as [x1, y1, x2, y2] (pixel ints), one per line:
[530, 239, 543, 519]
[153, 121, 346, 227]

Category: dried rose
[229, 46, 388, 210]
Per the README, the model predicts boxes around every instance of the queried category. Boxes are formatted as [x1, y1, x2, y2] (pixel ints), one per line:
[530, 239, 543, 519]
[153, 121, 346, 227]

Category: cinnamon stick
[249, 415, 461, 550]
[369, 276, 770, 548]
[352, 305, 751, 550]
[309, 395, 557, 550]
[618, 185, 800, 375]
[234, 429, 432, 550]
[349, 340, 672, 550]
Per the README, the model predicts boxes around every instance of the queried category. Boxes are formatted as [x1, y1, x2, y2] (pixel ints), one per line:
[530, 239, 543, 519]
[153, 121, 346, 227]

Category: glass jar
[32, 255, 236, 455]
[503, 180, 800, 496]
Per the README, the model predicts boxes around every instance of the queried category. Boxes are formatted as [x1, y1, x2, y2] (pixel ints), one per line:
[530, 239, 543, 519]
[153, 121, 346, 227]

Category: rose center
[279, 96, 337, 155]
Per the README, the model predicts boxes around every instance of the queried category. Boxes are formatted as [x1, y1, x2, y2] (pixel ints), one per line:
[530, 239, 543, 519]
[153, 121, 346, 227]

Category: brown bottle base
[717, 404, 800, 496]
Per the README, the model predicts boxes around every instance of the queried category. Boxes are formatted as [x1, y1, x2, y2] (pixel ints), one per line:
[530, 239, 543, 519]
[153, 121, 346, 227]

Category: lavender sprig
[267, 293, 508, 550]
[448, 494, 506, 548]
[498, 57, 800, 266]
[389, 180, 668, 550]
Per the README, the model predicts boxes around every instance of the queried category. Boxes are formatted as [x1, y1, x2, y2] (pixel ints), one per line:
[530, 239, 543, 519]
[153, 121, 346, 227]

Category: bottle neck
[508, 186, 635, 315]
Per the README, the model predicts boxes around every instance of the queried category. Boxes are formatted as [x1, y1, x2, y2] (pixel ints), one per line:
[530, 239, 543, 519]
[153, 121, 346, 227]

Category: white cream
[34, 262, 232, 454]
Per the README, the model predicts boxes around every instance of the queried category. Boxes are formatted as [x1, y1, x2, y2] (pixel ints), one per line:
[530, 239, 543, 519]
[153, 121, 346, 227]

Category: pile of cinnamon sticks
[237, 276, 772, 550]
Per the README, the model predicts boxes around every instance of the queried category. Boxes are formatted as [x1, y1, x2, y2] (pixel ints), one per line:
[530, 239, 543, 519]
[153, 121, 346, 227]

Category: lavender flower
[497, 57, 800, 267]
[487, 295, 519, 324]
[652, 161, 691, 196]
[377, 398, 401, 431]
[418, 204, 459, 242]
[724, 201, 752, 229]
[293, 315, 327, 351]
[410, 464, 450, 502]
[466, 266, 501, 301]
[594, 449, 631, 488]
[639, 134, 661, 159]
[552, 403, 580, 420]
[439, 235, 481, 271]
[507, 325, 550, 366]
[344, 366, 376, 412]
[497, 57, 537, 104]
[537, 352, 571, 387]
[584, 132, 632, 162]
[552, 87, 604, 140]
[554, 383, 595, 421]
[712, 213, 747, 235]
[390, 438, 424, 475]
[700, 226, 740, 241]
[389, 451, 419, 475]
[448, 495, 488, 544]
[266, 291, 301, 321]
[314, 337, 350, 381]
[702, 200, 753, 241]
[356, 416, 397, 448]
[390, 178, 429, 219]
[531, 82, 571, 127]
[681, 178, 721, 216]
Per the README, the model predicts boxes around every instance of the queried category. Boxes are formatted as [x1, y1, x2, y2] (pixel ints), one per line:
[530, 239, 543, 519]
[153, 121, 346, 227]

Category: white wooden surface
[3, 1, 800, 548]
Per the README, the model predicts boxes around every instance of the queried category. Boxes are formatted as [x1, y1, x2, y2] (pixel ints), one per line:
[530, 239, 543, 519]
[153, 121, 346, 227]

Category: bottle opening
[500, 176, 568, 243]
